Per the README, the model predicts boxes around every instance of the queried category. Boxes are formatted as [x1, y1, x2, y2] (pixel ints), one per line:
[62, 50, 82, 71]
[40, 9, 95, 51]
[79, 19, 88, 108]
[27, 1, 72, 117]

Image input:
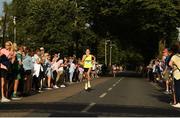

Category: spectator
[69, 57, 76, 83]
[44, 53, 53, 89]
[163, 49, 173, 94]
[112, 64, 117, 77]
[63, 57, 69, 83]
[169, 42, 180, 107]
[22, 47, 34, 95]
[32, 49, 43, 92]
[78, 64, 84, 82]
[39, 47, 46, 91]
[147, 60, 154, 82]
[91, 58, 97, 79]
[0, 41, 14, 102]
[57, 57, 65, 87]
[11, 45, 24, 100]
[40, 47, 45, 57]
[51, 54, 61, 88]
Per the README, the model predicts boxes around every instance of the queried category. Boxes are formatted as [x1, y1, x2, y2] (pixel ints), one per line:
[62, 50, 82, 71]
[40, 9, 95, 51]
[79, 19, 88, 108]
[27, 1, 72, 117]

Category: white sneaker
[172, 103, 180, 108]
[164, 91, 169, 95]
[53, 85, 59, 89]
[85, 83, 88, 90]
[1, 97, 11, 103]
[45, 87, 53, 90]
[38, 90, 44, 93]
[60, 85, 66, 88]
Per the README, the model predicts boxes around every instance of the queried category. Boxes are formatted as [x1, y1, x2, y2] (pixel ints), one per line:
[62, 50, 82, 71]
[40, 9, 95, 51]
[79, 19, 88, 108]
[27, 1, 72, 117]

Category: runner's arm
[92, 55, 96, 61]
[82, 55, 86, 62]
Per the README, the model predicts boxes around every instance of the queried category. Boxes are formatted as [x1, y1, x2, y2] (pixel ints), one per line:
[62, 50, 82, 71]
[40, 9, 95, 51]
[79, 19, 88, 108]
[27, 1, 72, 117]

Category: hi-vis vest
[84, 55, 93, 68]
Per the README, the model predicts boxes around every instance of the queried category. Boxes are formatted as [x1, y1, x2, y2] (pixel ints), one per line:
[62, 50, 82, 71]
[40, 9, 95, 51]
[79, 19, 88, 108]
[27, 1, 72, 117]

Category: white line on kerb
[108, 88, 113, 91]
[81, 102, 96, 113]
[99, 92, 107, 98]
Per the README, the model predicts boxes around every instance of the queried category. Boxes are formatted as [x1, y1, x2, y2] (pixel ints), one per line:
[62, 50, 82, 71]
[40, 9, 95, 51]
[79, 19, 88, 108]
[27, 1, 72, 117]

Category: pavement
[0, 71, 180, 117]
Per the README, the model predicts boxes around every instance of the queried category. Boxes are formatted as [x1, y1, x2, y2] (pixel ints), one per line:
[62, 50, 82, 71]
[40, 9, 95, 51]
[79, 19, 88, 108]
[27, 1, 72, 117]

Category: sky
[0, 0, 12, 16]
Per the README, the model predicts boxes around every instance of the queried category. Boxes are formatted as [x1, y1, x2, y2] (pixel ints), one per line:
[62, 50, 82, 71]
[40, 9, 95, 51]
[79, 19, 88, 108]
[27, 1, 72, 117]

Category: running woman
[81, 49, 96, 91]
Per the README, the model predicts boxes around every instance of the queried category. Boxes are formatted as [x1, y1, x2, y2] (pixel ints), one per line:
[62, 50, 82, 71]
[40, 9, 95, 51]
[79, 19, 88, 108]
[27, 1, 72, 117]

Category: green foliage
[85, 0, 180, 63]
[3, 0, 180, 65]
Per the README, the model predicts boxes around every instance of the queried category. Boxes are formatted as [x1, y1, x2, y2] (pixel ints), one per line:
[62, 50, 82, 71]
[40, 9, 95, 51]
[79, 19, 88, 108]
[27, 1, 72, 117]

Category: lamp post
[2, 10, 7, 47]
[177, 27, 180, 41]
[105, 39, 110, 66]
[13, 16, 16, 43]
[109, 41, 112, 67]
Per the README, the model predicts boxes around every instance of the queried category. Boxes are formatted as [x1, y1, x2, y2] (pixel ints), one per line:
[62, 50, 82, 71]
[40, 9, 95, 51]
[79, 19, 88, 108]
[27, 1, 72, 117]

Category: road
[0, 71, 180, 117]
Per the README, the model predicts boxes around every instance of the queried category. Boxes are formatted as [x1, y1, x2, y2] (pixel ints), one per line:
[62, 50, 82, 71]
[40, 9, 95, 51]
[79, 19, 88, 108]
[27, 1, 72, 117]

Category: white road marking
[81, 102, 96, 113]
[99, 92, 107, 98]
[108, 87, 113, 91]
[112, 79, 123, 88]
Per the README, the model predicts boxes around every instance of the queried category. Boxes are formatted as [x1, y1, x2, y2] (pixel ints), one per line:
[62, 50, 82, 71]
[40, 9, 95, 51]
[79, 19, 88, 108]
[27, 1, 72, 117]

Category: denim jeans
[69, 71, 74, 83]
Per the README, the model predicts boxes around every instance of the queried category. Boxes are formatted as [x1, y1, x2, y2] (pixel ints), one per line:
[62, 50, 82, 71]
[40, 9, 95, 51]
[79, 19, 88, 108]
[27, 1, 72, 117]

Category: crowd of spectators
[146, 42, 180, 108]
[0, 41, 101, 102]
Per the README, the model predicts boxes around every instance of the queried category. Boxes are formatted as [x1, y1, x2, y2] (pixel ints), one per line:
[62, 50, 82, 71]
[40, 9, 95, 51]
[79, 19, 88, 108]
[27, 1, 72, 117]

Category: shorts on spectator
[0, 69, 8, 79]
[24, 70, 32, 76]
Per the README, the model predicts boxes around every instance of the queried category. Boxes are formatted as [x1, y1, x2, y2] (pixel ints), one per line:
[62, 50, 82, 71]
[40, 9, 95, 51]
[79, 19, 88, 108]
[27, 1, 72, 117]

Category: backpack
[0, 54, 12, 71]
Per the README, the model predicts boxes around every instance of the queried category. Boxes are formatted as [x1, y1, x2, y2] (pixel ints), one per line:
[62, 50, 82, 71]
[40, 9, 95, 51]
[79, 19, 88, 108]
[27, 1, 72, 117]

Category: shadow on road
[103, 71, 143, 78]
[150, 93, 171, 104]
[0, 102, 179, 117]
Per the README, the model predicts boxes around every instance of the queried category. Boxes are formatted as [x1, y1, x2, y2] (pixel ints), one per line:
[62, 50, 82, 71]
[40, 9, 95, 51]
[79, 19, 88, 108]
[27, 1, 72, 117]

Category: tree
[8, 0, 180, 65]
[79, 0, 180, 63]
[11, 0, 98, 57]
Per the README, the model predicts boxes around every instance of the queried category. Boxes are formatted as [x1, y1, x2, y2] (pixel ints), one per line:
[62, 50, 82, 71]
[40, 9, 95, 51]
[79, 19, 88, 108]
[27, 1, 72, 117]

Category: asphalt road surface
[0, 71, 180, 117]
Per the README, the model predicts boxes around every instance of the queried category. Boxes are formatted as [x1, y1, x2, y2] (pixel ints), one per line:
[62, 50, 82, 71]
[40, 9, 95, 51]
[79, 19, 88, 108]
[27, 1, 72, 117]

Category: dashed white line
[99, 92, 107, 98]
[113, 84, 116, 87]
[81, 102, 96, 113]
[108, 87, 113, 91]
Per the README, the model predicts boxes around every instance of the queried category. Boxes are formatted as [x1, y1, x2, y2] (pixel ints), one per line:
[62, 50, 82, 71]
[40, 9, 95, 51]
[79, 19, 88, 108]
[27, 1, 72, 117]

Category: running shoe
[172, 103, 180, 108]
[38, 90, 44, 93]
[53, 85, 59, 89]
[1, 97, 11, 102]
[11, 93, 22, 100]
[38, 88, 44, 93]
[45, 87, 53, 90]
[60, 85, 66, 88]
[164, 91, 169, 95]
[85, 88, 93, 92]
